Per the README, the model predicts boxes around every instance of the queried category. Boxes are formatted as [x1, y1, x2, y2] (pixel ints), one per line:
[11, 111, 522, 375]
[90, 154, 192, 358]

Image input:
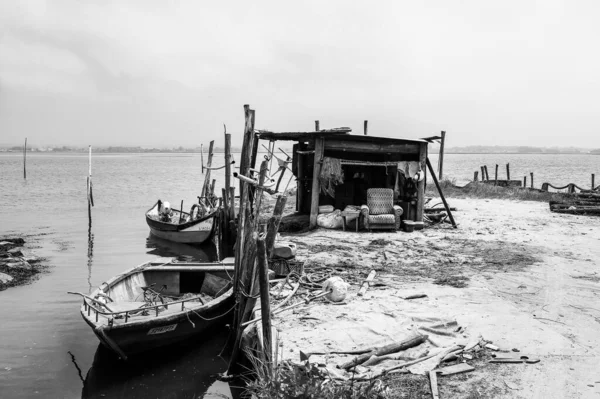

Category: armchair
[361, 188, 403, 231]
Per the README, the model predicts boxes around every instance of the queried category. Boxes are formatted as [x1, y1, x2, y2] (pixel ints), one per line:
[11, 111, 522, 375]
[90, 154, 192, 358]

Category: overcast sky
[1, 0, 599, 148]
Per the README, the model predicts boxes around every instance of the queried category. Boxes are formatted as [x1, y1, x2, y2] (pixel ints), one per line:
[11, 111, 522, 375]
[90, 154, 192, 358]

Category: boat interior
[88, 269, 233, 325]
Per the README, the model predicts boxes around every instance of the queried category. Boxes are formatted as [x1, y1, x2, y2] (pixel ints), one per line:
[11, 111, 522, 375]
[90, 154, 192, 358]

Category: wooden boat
[145, 200, 217, 244]
[75, 259, 235, 359]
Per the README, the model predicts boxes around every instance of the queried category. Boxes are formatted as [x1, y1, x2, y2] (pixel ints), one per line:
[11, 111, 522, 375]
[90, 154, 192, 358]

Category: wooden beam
[415, 143, 427, 222]
[315, 120, 320, 131]
[201, 141, 215, 198]
[426, 158, 457, 228]
[224, 131, 232, 220]
[364, 120, 368, 136]
[323, 140, 420, 154]
[239, 105, 255, 200]
[309, 138, 325, 229]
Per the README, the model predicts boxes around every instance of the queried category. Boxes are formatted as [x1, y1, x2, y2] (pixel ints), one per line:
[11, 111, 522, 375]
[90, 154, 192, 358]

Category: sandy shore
[270, 196, 600, 398]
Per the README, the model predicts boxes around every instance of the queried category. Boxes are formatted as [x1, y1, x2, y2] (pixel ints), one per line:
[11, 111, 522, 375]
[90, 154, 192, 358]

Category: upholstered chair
[361, 188, 403, 230]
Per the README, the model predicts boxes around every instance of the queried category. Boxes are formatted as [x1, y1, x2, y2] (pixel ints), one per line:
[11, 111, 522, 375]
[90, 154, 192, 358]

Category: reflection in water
[146, 234, 218, 262]
[81, 326, 232, 399]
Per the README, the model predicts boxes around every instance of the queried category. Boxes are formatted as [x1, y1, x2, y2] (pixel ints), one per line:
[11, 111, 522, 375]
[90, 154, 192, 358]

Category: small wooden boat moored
[145, 200, 217, 244]
[73, 259, 235, 359]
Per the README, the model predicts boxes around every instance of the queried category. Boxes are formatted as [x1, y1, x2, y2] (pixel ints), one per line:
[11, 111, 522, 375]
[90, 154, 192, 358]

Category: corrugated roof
[256, 130, 427, 145]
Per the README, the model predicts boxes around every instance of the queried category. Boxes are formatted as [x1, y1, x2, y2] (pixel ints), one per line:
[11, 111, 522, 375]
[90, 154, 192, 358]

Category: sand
[270, 197, 600, 398]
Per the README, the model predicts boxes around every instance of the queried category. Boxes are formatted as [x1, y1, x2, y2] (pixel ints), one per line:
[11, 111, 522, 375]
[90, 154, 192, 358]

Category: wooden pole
[364, 120, 368, 136]
[592, 174, 595, 190]
[474, 171, 479, 182]
[506, 163, 510, 181]
[426, 158, 457, 228]
[438, 131, 446, 180]
[240, 105, 255, 201]
[23, 138, 27, 179]
[309, 138, 325, 229]
[265, 195, 287, 258]
[416, 142, 427, 222]
[229, 187, 236, 220]
[224, 130, 232, 218]
[530, 172, 534, 189]
[484, 165, 489, 181]
[256, 234, 272, 368]
[201, 144, 204, 173]
[178, 200, 184, 223]
[201, 141, 215, 199]
[523, 176, 527, 188]
[480, 166, 485, 182]
[494, 164, 498, 186]
[315, 120, 320, 131]
[87, 145, 93, 227]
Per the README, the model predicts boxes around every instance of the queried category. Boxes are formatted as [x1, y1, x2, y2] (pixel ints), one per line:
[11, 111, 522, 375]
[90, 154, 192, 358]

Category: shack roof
[256, 129, 427, 145]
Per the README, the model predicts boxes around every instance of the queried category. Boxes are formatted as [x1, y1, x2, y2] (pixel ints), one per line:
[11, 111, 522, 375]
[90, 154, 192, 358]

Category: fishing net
[319, 157, 344, 198]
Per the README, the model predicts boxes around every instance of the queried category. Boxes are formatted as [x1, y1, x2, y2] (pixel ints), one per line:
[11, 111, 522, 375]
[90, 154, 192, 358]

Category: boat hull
[148, 223, 214, 244]
[85, 291, 234, 357]
[145, 201, 217, 244]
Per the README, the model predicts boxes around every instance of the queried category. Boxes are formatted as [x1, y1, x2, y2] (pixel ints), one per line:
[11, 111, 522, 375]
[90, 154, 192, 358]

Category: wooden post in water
[315, 120, 320, 131]
[201, 141, 215, 199]
[484, 165, 490, 181]
[256, 234, 272, 368]
[87, 146, 94, 227]
[364, 120, 368, 136]
[506, 163, 510, 181]
[530, 172, 534, 189]
[23, 138, 27, 179]
[438, 131, 446, 180]
[480, 166, 485, 182]
[592, 174, 595, 190]
[474, 171, 479, 182]
[523, 176, 527, 188]
[494, 164, 499, 186]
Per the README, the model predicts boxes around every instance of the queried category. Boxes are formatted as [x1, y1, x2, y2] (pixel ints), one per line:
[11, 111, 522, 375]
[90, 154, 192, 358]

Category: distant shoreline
[0, 151, 597, 155]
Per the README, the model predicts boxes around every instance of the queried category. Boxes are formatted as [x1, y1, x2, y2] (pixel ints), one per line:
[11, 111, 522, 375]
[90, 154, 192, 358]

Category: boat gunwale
[81, 262, 235, 330]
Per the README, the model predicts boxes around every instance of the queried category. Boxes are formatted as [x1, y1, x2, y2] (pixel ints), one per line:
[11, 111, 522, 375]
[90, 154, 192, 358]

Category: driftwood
[358, 270, 376, 297]
[339, 334, 427, 370]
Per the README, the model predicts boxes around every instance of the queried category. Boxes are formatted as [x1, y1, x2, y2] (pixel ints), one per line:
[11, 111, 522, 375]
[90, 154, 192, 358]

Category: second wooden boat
[145, 200, 217, 244]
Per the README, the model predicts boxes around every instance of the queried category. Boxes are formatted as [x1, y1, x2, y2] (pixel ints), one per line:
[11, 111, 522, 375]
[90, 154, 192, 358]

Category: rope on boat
[183, 303, 236, 327]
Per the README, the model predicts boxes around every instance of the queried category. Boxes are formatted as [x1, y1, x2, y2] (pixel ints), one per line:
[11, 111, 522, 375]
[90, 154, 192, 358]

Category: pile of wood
[549, 192, 600, 216]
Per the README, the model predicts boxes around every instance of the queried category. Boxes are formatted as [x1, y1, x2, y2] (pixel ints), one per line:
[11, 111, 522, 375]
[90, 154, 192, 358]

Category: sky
[1, 0, 600, 148]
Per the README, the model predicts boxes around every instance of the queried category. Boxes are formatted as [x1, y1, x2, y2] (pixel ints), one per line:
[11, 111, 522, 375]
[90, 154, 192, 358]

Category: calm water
[0, 152, 598, 398]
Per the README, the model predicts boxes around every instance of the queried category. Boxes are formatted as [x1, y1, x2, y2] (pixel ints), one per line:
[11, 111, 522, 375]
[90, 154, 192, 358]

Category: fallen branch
[339, 334, 427, 370]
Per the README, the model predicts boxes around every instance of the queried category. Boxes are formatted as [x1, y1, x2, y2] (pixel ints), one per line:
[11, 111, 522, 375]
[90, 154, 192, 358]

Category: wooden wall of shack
[258, 132, 428, 229]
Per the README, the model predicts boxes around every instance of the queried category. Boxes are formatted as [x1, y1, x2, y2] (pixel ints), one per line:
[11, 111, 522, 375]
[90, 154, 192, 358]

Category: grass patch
[426, 179, 569, 202]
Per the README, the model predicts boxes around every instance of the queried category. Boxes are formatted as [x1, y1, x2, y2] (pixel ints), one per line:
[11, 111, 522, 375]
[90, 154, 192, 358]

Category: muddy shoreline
[0, 236, 47, 291]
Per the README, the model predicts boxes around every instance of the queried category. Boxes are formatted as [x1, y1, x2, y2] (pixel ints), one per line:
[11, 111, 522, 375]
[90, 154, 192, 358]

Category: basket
[268, 258, 305, 277]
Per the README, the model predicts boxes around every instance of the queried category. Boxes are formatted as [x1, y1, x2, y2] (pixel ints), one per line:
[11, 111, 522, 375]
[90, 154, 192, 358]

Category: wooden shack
[257, 128, 429, 229]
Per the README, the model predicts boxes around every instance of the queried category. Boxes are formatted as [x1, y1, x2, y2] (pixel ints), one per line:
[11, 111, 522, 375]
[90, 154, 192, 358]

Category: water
[0, 151, 598, 398]
[0, 153, 242, 399]
[428, 153, 599, 188]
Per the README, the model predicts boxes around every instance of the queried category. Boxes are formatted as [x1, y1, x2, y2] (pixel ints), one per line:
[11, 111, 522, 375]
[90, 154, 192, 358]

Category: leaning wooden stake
[23, 138, 27, 179]
[484, 165, 490, 181]
[473, 171, 479, 182]
[426, 158, 457, 228]
[506, 163, 510, 181]
[201, 141, 215, 199]
[480, 166, 485, 182]
[256, 234, 272, 369]
[265, 195, 287, 258]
